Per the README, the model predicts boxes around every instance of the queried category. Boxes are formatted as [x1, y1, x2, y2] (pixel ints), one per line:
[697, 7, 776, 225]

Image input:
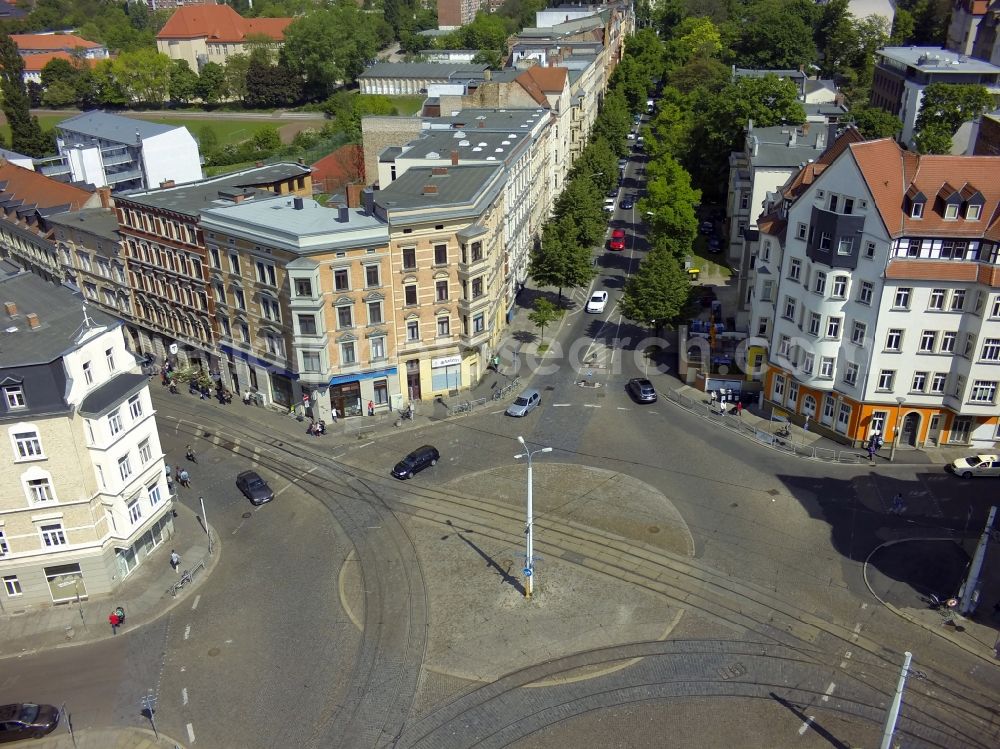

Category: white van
[646, 98, 654, 112]
[947, 454, 1000, 478]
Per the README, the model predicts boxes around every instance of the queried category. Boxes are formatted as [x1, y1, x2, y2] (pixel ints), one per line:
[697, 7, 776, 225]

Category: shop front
[114, 511, 174, 580]
[329, 367, 401, 418]
[431, 354, 463, 393]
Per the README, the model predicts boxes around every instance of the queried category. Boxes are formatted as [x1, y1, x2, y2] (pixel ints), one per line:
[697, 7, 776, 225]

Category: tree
[40, 57, 78, 91]
[732, 0, 817, 69]
[245, 56, 301, 108]
[42, 79, 78, 108]
[849, 107, 903, 140]
[112, 49, 171, 104]
[914, 83, 993, 138]
[553, 175, 607, 249]
[529, 215, 596, 303]
[195, 62, 226, 105]
[323, 92, 398, 142]
[592, 90, 631, 155]
[643, 87, 693, 161]
[251, 126, 281, 153]
[528, 298, 562, 345]
[640, 156, 701, 259]
[0, 32, 49, 156]
[668, 56, 730, 95]
[663, 16, 722, 70]
[224, 54, 251, 104]
[196, 125, 219, 155]
[890, 8, 915, 45]
[814, 0, 858, 78]
[169, 59, 199, 104]
[620, 248, 691, 334]
[913, 123, 954, 154]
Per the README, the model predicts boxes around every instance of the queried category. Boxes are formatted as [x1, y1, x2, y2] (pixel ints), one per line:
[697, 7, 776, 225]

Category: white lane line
[798, 717, 815, 735]
[191, 595, 200, 611]
[184, 624, 191, 640]
[357, 441, 374, 448]
[552, 403, 571, 407]
[181, 688, 189, 706]
[822, 682, 836, 702]
[617, 407, 629, 411]
[583, 404, 602, 408]
[186, 723, 196, 743]
[275, 465, 319, 497]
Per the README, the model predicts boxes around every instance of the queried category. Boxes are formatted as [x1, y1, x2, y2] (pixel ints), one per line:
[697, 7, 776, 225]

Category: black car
[707, 235, 722, 253]
[626, 378, 658, 403]
[620, 196, 634, 210]
[392, 445, 440, 479]
[235, 470, 274, 505]
[0, 703, 60, 742]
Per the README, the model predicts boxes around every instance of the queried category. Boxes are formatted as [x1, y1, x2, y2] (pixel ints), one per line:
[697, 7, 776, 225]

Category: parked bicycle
[453, 401, 472, 414]
[166, 569, 193, 597]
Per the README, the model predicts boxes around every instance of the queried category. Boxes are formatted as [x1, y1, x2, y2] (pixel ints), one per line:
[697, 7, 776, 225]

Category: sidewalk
[35, 727, 185, 749]
[0, 502, 216, 659]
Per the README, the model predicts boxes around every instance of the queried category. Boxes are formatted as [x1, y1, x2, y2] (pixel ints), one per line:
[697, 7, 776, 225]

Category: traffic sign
[523, 567, 532, 577]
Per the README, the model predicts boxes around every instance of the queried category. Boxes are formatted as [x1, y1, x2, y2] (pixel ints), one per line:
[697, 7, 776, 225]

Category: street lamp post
[889, 396, 906, 462]
[515, 435, 552, 599]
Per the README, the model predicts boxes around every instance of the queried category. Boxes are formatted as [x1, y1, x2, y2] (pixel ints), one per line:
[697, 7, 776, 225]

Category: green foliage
[527, 298, 562, 342]
[111, 49, 172, 104]
[913, 124, 954, 155]
[251, 126, 281, 152]
[225, 54, 252, 104]
[169, 60, 199, 104]
[914, 84, 993, 139]
[663, 16, 722, 69]
[0, 32, 49, 156]
[592, 90, 632, 156]
[639, 156, 701, 259]
[849, 107, 903, 140]
[890, 8, 915, 45]
[195, 63, 227, 105]
[39, 57, 78, 90]
[730, 0, 817, 69]
[245, 57, 302, 108]
[41, 80, 77, 108]
[529, 214, 597, 302]
[643, 87, 693, 161]
[197, 126, 220, 154]
[609, 56, 649, 112]
[668, 56, 730, 95]
[620, 248, 691, 331]
[323, 92, 399, 142]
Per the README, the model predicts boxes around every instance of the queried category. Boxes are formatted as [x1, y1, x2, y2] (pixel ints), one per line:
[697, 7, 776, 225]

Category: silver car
[506, 389, 541, 417]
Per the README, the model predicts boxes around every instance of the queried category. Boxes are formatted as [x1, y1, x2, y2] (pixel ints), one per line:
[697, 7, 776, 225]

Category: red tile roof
[311, 145, 364, 190]
[0, 160, 95, 213]
[157, 5, 292, 42]
[10, 33, 100, 52]
[21, 52, 98, 74]
[519, 66, 568, 94]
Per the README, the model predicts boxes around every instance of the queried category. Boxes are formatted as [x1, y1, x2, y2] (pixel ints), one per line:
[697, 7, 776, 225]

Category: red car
[609, 229, 626, 251]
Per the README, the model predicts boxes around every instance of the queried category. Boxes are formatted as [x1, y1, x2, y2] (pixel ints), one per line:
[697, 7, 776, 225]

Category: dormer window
[967, 204, 982, 220]
[944, 203, 959, 220]
[906, 184, 926, 218]
[3, 385, 25, 409]
[911, 202, 923, 219]
[960, 183, 984, 221]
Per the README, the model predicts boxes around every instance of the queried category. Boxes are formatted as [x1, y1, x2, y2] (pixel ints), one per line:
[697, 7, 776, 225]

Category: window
[118, 454, 132, 481]
[844, 362, 859, 386]
[778, 335, 790, 356]
[402, 247, 417, 270]
[473, 313, 485, 333]
[367, 301, 383, 324]
[27, 477, 54, 503]
[373, 379, 388, 405]
[404, 285, 417, 306]
[814, 272, 827, 295]
[851, 320, 867, 345]
[823, 394, 836, 421]
[992, 296, 1000, 318]
[129, 394, 143, 424]
[3, 385, 25, 408]
[233, 288, 246, 310]
[325, 268, 347, 293]
[787, 381, 799, 407]
[795, 222, 808, 240]
[876, 369, 895, 391]
[228, 253, 240, 274]
[772, 374, 785, 398]
[434, 244, 448, 264]
[125, 498, 142, 524]
[953, 374, 966, 397]
[83, 361, 93, 385]
[865, 241, 876, 258]
[836, 236, 854, 255]
[370, 336, 386, 360]
[782, 296, 796, 320]
[336, 306, 353, 329]
[761, 280, 774, 302]
[911, 201, 923, 218]
[365, 265, 380, 287]
[940, 331, 956, 353]
[919, 330, 936, 352]
[832, 276, 847, 298]
[944, 203, 959, 220]
[40, 523, 66, 547]
[4, 576, 21, 596]
[437, 316, 450, 336]
[819, 232, 831, 250]
[970, 380, 997, 403]
[105, 347, 115, 372]
[149, 482, 163, 507]
[930, 373, 947, 394]
[808, 313, 821, 336]
[967, 204, 982, 220]
[406, 320, 420, 341]
[826, 317, 841, 339]
[265, 334, 285, 358]
[138, 438, 152, 464]
[13, 430, 42, 459]
[255, 260, 277, 286]
[788, 258, 801, 281]
[963, 333, 976, 358]
[340, 342, 356, 365]
[893, 288, 911, 309]
[0, 530, 6, 556]
[911, 372, 927, 392]
[757, 318, 769, 335]
[950, 289, 965, 311]
[294, 278, 312, 297]
[298, 314, 317, 335]
[261, 297, 281, 322]
[820, 357, 835, 378]
[471, 277, 484, 298]
[302, 351, 321, 372]
[802, 353, 815, 375]
[470, 241, 483, 262]
[209, 247, 221, 268]
[837, 403, 852, 430]
[436, 280, 449, 302]
[981, 338, 1000, 362]
[108, 409, 123, 436]
[886, 329, 902, 351]
[928, 288, 945, 310]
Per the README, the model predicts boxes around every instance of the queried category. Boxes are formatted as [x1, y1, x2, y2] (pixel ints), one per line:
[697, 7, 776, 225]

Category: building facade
[1, 273, 172, 610]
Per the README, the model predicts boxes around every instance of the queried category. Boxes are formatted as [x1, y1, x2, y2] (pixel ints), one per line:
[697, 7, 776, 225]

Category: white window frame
[12, 429, 43, 460]
[39, 523, 67, 547]
[128, 499, 142, 524]
[876, 369, 895, 391]
[940, 332, 956, 353]
[340, 341, 357, 365]
[844, 362, 859, 386]
[820, 357, 835, 379]
[911, 371, 927, 392]
[851, 320, 867, 345]
[886, 329, 902, 351]
[3, 575, 22, 596]
[970, 380, 997, 404]
[832, 276, 847, 298]
[919, 330, 936, 353]
[26, 475, 56, 504]
[4, 385, 25, 408]
[128, 394, 143, 419]
[981, 338, 1000, 362]
[893, 288, 911, 309]
[138, 438, 152, 464]
[118, 454, 133, 481]
[108, 408, 123, 436]
[928, 289, 945, 310]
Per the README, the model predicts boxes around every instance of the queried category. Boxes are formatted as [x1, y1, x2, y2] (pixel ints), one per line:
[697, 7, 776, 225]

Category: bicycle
[166, 569, 193, 597]
[492, 389, 503, 401]
[453, 401, 472, 414]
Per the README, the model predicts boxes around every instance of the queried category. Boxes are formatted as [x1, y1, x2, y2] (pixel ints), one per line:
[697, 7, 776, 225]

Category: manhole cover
[767, 489, 780, 496]
[647, 525, 660, 534]
[208, 647, 221, 657]
[242, 512, 252, 519]
[730, 502, 738, 508]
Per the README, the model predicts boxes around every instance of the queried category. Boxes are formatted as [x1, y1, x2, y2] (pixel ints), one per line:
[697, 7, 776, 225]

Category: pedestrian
[179, 468, 190, 488]
[368, 400, 375, 416]
[185, 444, 196, 462]
[407, 402, 414, 420]
[890, 492, 906, 515]
[331, 408, 338, 423]
[115, 606, 125, 625]
[867, 441, 877, 464]
[803, 417, 809, 433]
[170, 550, 181, 573]
[736, 401, 743, 418]
[242, 389, 252, 405]
[109, 611, 120, 634]
[161, 370, 169, 387]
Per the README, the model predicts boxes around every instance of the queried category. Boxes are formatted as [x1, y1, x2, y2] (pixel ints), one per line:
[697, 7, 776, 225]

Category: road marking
[186, 723, 196, 743]
[617, 407, 629, 411]
[181, 688, 188, 706]
[583, 404, 602, 408]
[276, 465, 319, 497]
[822, 682, 836, 702]
[553, 403, 571, 407]
[191, 595, 200, 611]
[798, 717, 815, 735]
[357, 441, 374, 449]
[184, 625, 191, 640]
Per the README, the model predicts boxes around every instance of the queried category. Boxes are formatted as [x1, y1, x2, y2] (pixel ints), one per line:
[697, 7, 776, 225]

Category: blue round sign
[523, 567, 532, 577]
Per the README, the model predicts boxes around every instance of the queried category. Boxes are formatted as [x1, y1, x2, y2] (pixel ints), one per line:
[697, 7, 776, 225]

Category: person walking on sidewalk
[170, 550, 181, 573]
[889, 493, 907, 515]
[178, 468, 190, 488]
[109, 611, 120, 634]
[368, 400, 375, 416]
[736, 401, 742, 418]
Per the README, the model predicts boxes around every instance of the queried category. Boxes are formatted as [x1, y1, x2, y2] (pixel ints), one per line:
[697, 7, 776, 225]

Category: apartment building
[10, 32, 108, 59]
[374, 163, 507, 400]
[114, 164, 312, 397]
[750, 137, 1000, 448]
[198, 192, 399, 419]
[0, 272, 171, 609]
[947, 0, 991, 55]
[437, 0, 488, 29]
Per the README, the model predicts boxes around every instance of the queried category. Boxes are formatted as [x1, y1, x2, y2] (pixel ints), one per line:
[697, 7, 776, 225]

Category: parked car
[626, 377, 658, 403]
[603, 197, 616, 213]
[707, 235, 722, 253]
[620, 196, 634, 210]
[699, 220, 714, 234]
[0, 703, 60, 742]
[618, 158, 628, 170]
[506, 389, 541, 417]
[609, 228, 626, 251]
[392, 445, 440, 479]
[633, 114, 642, 124]
[586, 290, 609, 313]
[946, 454, 1000, 478]
[235, 470, 274, 505]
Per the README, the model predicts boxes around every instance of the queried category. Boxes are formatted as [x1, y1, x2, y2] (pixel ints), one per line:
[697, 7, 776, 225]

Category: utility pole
[199, 496, 213, 555]
[880, 651, 912, 749]
[959, 505, 997, 616]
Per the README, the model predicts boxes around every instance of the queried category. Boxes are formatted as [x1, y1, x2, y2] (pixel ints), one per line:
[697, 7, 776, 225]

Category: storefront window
[373, 380, 389, 405]
[44, 563, 86, 603]
[331, 381, 362, 418]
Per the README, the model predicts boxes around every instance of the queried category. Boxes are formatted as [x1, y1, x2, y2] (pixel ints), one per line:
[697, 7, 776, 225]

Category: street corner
[32, 726, 187, 749]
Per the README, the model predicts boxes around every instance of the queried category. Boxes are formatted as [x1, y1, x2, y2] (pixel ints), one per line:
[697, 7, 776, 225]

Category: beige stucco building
[156, 4, 291, 72]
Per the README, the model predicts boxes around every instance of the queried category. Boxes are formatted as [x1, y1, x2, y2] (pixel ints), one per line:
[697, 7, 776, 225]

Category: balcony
[460, 327, 491, 347]
[458, 293, 490, 315]
[458, 253, 490, 277]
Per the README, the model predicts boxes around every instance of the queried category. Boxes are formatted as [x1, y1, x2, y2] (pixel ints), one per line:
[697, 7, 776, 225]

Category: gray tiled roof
[47, 207, 122, 240]
[374, 163, 503, 212]
[0, 271, 120, 367]
[359, 62, 488, 79]
[58, 111, 178, 144]
[78, 372, 148, 418]
[398, 129, 531, 163]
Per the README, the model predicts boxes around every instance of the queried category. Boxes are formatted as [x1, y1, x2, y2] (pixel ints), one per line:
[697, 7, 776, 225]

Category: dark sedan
[235, 470, 274, 505]
[626, 378, 658, 403]
[620, 196, 634, 210]
[0, 703, 60, 742]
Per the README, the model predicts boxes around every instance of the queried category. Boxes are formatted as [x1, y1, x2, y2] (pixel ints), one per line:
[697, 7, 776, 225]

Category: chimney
[484, 69, 491, 81]
[232, 193, 245, 204]
[422, 184, 438, 195]
[361, 187, 375, 216]
[26, 313, 40, 329]
[160, 179, 175, 189]
[338, 205, 350, 223]
[98, 186, 111, 209]
[432, 166, 448, 176]
[297, 158, 305, 166]
[293, 197, 304, 210]
[451, 150, 459, 166]
[801, 122, 811, 135]
[4, 301, 16, 317]
[477, 120, 485, 128]
[346, 183, 364, 208]
[788, 129, 797, 147]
